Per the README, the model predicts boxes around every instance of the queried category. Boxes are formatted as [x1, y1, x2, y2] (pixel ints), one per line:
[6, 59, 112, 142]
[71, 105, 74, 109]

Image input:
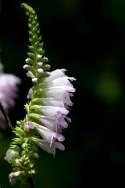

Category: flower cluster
[4, 3, 75, 184]
[25, 68, 75, 155]
[0, 63, 21, 128]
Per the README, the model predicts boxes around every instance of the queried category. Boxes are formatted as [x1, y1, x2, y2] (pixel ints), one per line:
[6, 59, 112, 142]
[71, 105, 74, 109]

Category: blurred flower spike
[0, 63, 21, 128]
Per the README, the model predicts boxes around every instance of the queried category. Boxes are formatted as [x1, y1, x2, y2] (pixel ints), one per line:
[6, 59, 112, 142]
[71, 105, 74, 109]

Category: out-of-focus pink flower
[0, 64, 21, 128]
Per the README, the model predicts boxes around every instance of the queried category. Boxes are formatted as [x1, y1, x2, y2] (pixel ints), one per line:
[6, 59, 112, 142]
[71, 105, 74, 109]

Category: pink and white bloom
[28, 69, 75, 154]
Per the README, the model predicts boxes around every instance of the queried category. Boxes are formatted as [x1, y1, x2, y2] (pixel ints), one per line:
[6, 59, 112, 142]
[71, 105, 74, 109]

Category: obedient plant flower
[5, 3, 75, 185]
[26, 68, 75, 154]
[0, 63, 21, 128]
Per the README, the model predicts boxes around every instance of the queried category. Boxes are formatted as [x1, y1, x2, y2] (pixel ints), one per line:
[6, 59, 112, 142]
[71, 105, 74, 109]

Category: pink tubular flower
[28, 69, 76, 155]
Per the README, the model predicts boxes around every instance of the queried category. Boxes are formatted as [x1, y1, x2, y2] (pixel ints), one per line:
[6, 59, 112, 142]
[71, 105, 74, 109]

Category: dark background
[0, 0, 125, 187]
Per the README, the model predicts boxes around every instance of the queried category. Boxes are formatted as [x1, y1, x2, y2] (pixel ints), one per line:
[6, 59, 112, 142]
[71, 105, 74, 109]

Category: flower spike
[5, 3, 76, 185]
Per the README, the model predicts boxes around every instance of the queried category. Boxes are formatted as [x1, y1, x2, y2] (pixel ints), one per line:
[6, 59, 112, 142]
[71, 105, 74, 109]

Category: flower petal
[45, 69, 66, 81]
[36, 126, 65, 143]
[41, 106, 69, 116]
